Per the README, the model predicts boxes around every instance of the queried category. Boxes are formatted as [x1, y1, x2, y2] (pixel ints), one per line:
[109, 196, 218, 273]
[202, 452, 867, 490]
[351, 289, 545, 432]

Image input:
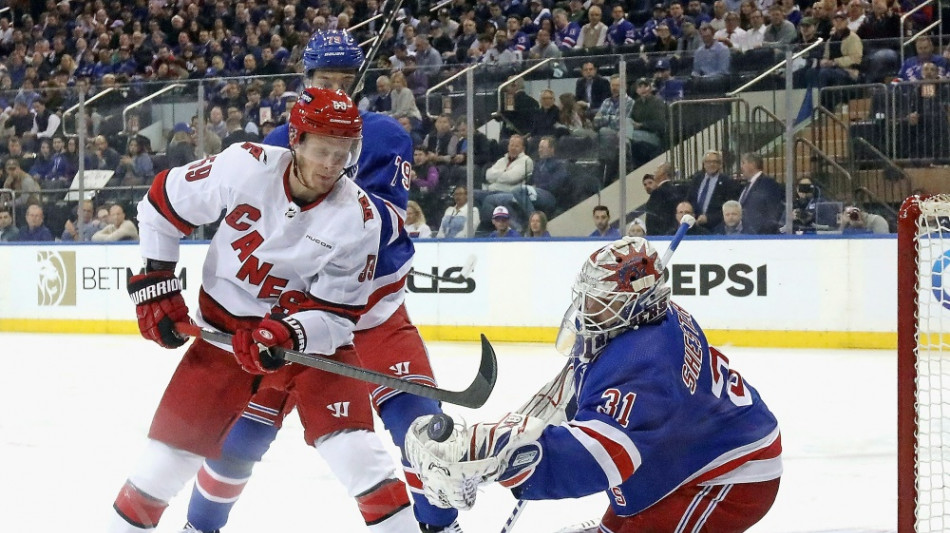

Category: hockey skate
[419, 519, 463, 533]
[553, 519, 599, 532]
[179, 522, 219, 533]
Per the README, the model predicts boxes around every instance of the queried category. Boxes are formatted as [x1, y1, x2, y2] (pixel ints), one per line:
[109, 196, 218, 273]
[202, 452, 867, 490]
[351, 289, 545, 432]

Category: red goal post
[897, 194, 950, 533]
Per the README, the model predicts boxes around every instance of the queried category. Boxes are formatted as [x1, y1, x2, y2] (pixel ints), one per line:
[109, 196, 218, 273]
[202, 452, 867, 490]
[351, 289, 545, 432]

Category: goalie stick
[174, 322, 497, 409]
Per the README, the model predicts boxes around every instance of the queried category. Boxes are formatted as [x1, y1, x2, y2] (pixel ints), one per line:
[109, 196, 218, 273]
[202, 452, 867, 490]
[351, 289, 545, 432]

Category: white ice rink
[0, 332, 897, 532]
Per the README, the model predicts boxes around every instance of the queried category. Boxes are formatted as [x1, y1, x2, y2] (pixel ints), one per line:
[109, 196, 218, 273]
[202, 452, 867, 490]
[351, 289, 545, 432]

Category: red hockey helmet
[289, 88, 363, 168]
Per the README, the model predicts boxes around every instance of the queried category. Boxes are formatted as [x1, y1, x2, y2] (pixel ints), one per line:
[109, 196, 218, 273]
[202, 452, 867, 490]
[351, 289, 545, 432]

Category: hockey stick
[174, 322, 497, 409]
[349, 0, 405, 95]
[659, 214, 695, 271]
[409, 254, 477, 283]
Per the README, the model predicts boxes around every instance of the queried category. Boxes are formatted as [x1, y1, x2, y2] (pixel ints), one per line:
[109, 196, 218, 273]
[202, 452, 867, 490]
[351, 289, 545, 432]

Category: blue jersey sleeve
[261, 124, 290, 148]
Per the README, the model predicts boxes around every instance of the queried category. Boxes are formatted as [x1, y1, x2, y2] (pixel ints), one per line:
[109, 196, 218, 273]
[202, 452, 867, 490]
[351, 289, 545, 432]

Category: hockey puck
[427, 413, 455, 442]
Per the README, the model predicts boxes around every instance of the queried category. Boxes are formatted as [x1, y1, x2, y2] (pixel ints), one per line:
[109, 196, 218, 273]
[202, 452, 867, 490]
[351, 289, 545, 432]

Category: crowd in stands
[0, 0, 945, 240]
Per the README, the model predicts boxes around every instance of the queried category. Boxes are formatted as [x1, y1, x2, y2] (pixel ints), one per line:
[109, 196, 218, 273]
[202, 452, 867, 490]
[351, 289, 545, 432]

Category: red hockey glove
[127, 270, 189, 349]
[232, 318, 295, 374]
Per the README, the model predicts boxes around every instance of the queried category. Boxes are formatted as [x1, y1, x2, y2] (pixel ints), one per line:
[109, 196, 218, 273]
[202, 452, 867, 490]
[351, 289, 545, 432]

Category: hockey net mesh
[903, 195, 950, 532]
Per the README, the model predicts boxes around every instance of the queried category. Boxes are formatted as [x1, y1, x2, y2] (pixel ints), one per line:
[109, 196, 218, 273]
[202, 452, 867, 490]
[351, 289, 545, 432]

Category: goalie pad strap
[355, 477, 411, 525]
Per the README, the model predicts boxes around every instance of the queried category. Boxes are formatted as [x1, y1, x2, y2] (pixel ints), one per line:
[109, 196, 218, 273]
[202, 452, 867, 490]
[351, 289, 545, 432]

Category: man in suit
[737, 152, 783, 234]
[642, 162, 682, 236]
[574, 61, 611, 117]
[685, 149, 738, 232]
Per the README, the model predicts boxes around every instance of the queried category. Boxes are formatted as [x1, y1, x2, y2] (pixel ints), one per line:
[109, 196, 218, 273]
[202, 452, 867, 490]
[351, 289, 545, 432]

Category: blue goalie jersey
[263, 112, 415, 327]
[513, 302, 782, 516]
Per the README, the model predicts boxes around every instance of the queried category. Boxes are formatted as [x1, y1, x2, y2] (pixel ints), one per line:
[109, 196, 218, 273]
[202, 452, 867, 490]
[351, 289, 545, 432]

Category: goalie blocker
[406, 236, 782, 533]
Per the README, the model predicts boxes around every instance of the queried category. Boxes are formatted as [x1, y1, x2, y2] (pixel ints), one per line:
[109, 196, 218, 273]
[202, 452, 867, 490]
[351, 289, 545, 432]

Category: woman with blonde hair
[405, 200, 432, 238]
[524, 210, 551, 237]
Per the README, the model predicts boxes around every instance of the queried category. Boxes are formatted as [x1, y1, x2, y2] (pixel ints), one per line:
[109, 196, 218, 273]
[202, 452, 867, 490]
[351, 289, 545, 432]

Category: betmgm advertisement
[0, 238, 896, 348]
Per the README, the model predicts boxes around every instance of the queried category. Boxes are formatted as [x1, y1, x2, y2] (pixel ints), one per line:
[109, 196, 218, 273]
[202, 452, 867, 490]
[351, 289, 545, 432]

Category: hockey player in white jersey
[108, 87, 419, 532]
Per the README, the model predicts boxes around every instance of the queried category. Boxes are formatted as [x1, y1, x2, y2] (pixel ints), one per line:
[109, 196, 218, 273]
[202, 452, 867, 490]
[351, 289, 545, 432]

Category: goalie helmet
[288, 88, 363, 168]
[303, 30, 364, 75]
[572, 236, 671, 335]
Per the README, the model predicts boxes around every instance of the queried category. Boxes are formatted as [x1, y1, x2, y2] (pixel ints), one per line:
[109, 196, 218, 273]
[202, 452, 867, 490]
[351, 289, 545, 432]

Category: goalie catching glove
[405, 412, 547, 510]
[127, 269, 189, 349]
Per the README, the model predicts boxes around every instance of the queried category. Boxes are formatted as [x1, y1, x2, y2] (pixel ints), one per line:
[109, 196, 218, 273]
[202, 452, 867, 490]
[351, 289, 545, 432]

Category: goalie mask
[557, 237, 671, 359]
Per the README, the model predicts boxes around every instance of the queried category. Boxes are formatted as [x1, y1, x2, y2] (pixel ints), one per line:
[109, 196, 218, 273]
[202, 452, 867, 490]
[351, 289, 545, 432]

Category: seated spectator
[812, 12, 863, 105]
[896, 62, 950, 160]
[397, 116, 424, 147]
[592, 74, 634, 161]
[422, 114, 458, 167]
[691, 23, 731, 89]
[577, 5, 608, 49]
[792, 177, 822, 233]
[489, 205, 521, 237]
[557, 92, 596, 139]
[575, 62, 611, 117]
[626, 218, 648, 236]
[714, 200, 745, 234]
[0, 206, 18, 241]
[531, 136, 570, 214]
[641, 162, 682, 235]
[113, 137, 155, 187]
[165, 124, 197, 168]
[685, 149, 739, 232]
[686, 0, 712, 25]
[410, 147, 441, 219]
[553, 8, 582, 51]
[714, 12, 749, 51]
[30, 97, 61, 143]
[898, 36, 949, 81]
[29, 139, 57, 186]
[524, 210, 551, 237]
[640, 4, 673, 44]
[673, 200, 711, 234]
[429, 22, 455, 60]
[405, 200, 433, 238]
[845, 0, 867, 32]
[86, 134, 121, 171]
[737, 152, 784, 234]
[91, 203, 139, 241]
[839, 205, 890, 234]
[668, 1, 695, 34]
[17, 203, 52, 242]
[437, 185, 481, 238]
[607, 4, 637, 46]
[647, 22, 679, 55]
[3, 159, 40, 208]
[61, 200, 101, 242]
[677, 21, 703, 53]
[777, 0, 803, 27]
[2, 100, 35, 142]
[413, 35, 444, 79]
[498, 79, 539, 138]
[528, 29, 561, 60]
[483, 135, 535, 222]
[745, 9, 766, 49]
[708, 0, 728, 31]
[388, 71, 423, 127]
[629, 78, 668, 166]
[506, 16, 532, 54]
[454, 19, 481, 63]
[222, 117, 259, 150]
[524, 0, 553, 36]
[857, 0, 901, 41]
[526, 89, 561, 148]
[763, 5, 798, 48]
[590, 204, 621, 238]
[369, 75, 393, 114]
[653, 59, 685, 103]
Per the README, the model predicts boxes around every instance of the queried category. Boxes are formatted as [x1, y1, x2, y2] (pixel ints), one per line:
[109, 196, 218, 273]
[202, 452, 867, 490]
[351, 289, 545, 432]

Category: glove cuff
[128, 271, 182, 304]
[279, 316, 306, 352]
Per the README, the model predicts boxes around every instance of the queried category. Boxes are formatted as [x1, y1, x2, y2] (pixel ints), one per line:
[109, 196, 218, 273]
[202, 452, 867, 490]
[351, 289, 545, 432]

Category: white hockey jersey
[136, 142, 382, 355]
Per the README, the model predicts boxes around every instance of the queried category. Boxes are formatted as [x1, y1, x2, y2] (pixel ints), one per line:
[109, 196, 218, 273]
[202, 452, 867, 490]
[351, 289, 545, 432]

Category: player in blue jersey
[182, 30, 461, 533]
[407, 236, 782, 532]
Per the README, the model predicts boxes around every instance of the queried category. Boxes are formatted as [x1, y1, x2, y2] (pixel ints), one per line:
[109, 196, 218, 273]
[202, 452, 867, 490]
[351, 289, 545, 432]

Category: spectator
[405, 200, 433, 238]
[553, 8, 582, 50]
[482, 31, 523, 75]
[506, 16, 532, 53]
[528, 29, 561, 59]
[2, 100, 34, 140]
[3, 159, 40, 208]
[813, 12, 863, 96]
[811, 1, 834, 40]
[369, 75, 393, 114]
[845, 0, 867, 32]
[777, 0, 803, 26]
[763, 5, 798, 48]
[629, 78, 668, 165]
[592, 74, 634, 158]
[746, 9, 767, 49]
[685, 149, 739, 231]
[484, 134, 534, 214]
[532, 136, 571, 213]
[437, 185, 481, 238]
[714, 199, 745, 234]
[524, 210, 551, 237]
[422, 114, 459, 167]
[47, 136, 75, 186]
[840, 205, 890, 234]
[388, 71, 423, 126]
[574, 62, 611, 117]
[527, 89, 561, 147]
[897, 62, 950, 160]
[17, 204, 52, 242]
[898, 37, 948, 82]
[489, 205, 521, 237]
[221, 117, 258, 150]
[91, 203, 139, 241]
[708, 0, 728, 31]
[30, 97, 61, 142]
[641, 162, 682, 235]
[398, 116, 424, 148]
[410, 147, 441, 218]
[413, 35, 444, 78]
[499, 79, 539, 138]
[61, 200, 101, 242]
[429, 22, 455, 61]
[692, 23, 731, 81]
[607, 4, 637, 46]
[524, 0, 553, 36]
[0, 206, 18, 241]
[557, 92, 596, 139]
[567, 0, 588, 24]
[640, 4, 673, 44]
[792, 177, 822, 232]
[676, 20, 703, 52]
[857, 0, 901, 41]
[646, 23, 678, 54]
[29, 139, 57, 185]
[590, 204, 621, 238]
[454, 18, 481, 63]
[626, 218, 648, 236]
[668, 1, 696, 34]
[652, 59, 685, 102]
[714, 12, 749, 51]
[113, 137, 154, 186]
[737, 152, 784, 234]
[447, 118, 494, 186]
[686, 0, 713, 26]
[577, 5, 608, 49]
[87, 134, 121, 171]
[206, 106, 228, 141]
[162, 124, 197, 169]
[673, 200, 711, 234]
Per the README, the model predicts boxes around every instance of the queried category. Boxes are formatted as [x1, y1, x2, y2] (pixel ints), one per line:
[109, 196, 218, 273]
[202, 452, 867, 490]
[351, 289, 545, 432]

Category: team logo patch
[299, 92, 313, 104]
[37, 251, 76, 306]
[259, 330, 274, 341]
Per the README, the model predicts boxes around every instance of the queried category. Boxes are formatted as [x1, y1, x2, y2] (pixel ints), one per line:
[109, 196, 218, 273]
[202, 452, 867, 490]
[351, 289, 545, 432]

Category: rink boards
[0, 235, 902, 348]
